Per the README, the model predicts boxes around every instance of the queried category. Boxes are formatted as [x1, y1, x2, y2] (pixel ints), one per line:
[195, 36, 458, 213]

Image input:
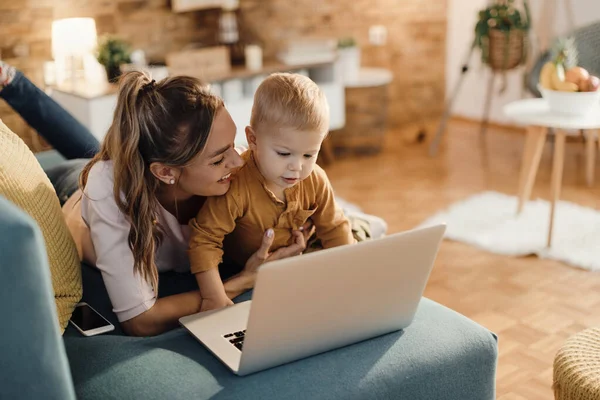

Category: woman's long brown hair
[80, 71, 223, 294]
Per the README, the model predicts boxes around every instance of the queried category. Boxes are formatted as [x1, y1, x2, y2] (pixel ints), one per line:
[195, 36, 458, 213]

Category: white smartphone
[69, 302, 114, 336]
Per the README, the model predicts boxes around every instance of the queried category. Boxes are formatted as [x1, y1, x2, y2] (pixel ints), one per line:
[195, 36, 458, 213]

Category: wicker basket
[487, 28, 526, 71]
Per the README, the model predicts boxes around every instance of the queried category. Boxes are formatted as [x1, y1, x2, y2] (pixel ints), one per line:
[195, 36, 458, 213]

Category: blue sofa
[0, 156, 499, 399]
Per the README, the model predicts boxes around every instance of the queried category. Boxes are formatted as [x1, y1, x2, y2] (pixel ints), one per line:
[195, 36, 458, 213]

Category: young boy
[188, 73, 355, 311]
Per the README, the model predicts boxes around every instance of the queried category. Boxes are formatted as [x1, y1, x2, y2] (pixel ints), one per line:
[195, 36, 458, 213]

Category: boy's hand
[200, 296, 234, 312]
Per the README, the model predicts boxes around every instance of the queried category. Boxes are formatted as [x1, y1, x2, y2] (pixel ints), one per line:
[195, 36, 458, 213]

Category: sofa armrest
[0, 195, 76, 400]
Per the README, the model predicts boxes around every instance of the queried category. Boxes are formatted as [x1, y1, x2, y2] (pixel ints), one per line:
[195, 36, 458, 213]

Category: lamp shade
[51, 18, 97, 58]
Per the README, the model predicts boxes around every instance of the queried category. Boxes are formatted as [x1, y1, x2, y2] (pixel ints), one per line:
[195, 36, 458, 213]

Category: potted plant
[474, 0, 531, 71]
[97, 35, 132, 82]
[338, 37, 360, 83]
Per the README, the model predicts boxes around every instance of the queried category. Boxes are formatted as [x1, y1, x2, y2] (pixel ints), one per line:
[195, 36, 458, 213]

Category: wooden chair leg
[517, 126, 548, 214]
[480, 72, 496, 136]
[517, 128, 537, 204]
[548, 129, 566, 248]
[585, 130, 596, 187]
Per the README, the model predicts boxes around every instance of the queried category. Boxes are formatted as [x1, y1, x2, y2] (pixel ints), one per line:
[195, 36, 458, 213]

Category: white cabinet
[224, 96, 255, 147]
[50, 88, 118, 142]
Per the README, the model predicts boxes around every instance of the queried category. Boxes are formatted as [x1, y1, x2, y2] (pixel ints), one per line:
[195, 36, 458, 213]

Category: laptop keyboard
[224, 329, 246, 351]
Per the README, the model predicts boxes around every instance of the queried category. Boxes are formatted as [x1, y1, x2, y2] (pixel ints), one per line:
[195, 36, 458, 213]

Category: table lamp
[51, 18, 98, 88]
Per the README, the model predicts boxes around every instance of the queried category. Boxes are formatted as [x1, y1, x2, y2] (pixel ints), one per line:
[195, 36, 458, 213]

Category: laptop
[179, 224, 446, 376]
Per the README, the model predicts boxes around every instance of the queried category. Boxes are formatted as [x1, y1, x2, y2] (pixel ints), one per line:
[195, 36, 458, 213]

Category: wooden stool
[317, 135, 336, 166]
[554, 327, 600, 400]
[504, 99, 600, 247]
[330, 68, 392, 155]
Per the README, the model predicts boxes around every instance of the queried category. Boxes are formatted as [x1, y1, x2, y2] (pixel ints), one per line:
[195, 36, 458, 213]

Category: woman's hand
[223, 227, 308, 299]
[299, 218, 315, 243]
[243, 227, 307, 276]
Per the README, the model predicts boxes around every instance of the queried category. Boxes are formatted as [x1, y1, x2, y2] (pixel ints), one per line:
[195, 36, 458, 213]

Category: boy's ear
[245, 126, 257, 150]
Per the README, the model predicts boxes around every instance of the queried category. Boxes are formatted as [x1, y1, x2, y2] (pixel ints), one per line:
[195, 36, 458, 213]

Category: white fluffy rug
[419, 191, 600, 271]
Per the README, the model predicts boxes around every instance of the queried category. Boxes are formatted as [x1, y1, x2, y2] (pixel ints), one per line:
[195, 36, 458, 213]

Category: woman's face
[177, 107, 244, 197]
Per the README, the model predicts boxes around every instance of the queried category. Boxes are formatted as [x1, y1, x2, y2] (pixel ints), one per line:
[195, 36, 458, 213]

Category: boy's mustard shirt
[188, 150, 354, 273]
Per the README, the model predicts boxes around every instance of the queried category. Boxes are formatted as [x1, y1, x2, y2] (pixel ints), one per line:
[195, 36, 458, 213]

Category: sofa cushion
[0, 119, 82, 332]
[64, 253, 498, 399]
[64, 294, 498, 400]
[0, 196, 76, 400]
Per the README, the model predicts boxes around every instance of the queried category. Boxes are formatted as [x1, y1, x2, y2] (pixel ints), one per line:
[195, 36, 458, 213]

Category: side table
[330, 67, 393, 155]
[503, 98, 600, 247]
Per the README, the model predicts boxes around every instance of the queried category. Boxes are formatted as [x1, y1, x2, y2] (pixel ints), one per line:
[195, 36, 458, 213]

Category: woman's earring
[169, 179, 175, 185]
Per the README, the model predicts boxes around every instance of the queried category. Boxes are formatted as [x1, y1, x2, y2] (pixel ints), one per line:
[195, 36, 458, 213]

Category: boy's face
[247, 125, 325, 192]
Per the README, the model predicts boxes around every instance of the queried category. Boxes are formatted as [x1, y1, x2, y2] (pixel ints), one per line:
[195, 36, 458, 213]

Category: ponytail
[81, 71, 222, 295]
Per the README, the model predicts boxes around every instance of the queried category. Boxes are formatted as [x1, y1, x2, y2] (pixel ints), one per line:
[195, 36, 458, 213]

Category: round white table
[343, 67, 393, 89]
[503, 98, 600, 247]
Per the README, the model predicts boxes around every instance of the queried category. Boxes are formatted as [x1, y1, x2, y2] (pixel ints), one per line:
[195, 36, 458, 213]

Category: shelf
[49, 59, 337, 100]
[49, 58, 345, 143]
[208, 59, 336, 82]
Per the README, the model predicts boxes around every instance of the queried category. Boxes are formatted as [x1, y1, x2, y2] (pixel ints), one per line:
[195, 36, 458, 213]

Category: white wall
[446, 0, 600, 124]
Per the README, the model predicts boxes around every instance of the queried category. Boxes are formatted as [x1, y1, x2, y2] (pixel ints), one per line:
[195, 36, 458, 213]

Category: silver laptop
[180, 224, 446, 376]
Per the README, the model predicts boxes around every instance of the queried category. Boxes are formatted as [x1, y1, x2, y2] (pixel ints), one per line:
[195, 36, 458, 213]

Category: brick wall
[240, 0, 447, 129]
[0, 0, 446, 151]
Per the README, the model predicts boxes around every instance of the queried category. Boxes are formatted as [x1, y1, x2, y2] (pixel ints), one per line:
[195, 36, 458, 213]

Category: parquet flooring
[324, 119, 600, 399]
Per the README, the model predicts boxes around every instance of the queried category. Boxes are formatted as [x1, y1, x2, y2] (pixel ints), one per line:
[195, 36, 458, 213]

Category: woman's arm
[195, 268, 233, 311]
[125, 226, 311, 336]
[121, 291, 203, 336]
[223, 271, 256, 300]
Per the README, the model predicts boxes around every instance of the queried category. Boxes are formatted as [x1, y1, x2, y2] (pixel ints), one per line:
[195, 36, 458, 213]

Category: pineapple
[552, 37, 579, 70]
[539, 37, 579, 92]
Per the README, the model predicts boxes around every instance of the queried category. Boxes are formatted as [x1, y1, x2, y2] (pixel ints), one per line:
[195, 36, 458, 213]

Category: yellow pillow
[0, 119, 82, 333]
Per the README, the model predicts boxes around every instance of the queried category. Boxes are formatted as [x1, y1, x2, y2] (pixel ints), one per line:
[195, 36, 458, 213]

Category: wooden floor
[324, 119, 600, 400]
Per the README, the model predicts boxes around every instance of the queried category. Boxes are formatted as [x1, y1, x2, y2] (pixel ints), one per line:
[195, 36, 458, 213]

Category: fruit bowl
[538, 84, 600, 116]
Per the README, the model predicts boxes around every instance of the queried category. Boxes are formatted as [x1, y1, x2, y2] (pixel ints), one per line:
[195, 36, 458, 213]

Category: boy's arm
[310, 166, 356, 248]
[188, 191, 242, 273]
[188, 191, 243, 307]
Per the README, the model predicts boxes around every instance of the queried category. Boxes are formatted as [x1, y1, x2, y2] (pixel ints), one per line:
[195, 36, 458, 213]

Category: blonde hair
[80, 71, 223, 294]
[250, 73, 329, 134]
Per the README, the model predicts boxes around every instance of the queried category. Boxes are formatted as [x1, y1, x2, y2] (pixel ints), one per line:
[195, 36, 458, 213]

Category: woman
[1, 63, 310, 337]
